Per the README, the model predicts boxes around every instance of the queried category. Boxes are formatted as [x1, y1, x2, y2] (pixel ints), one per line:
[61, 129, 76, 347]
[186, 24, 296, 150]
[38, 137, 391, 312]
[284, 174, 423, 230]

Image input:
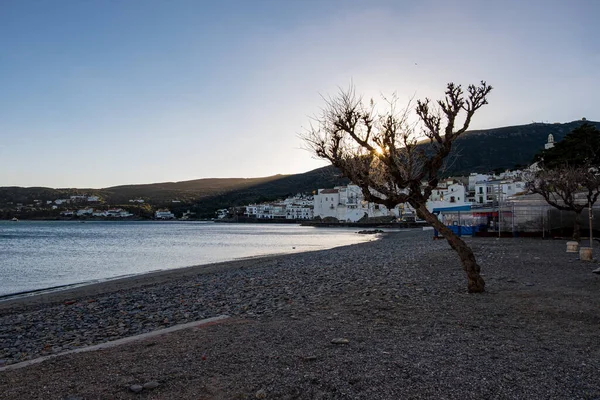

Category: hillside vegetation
[2, 120, 598, 217]
[445, 120, 600, 175]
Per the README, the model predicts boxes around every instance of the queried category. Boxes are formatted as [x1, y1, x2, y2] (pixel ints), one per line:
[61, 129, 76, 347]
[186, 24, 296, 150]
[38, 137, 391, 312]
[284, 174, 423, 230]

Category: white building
[216, 209, 229, 219]
[283, 194, 314, 207]
[427, 180, 467, 204]
[76, 208, 94, 216]
[241, 194, 314, 220]
[545, 134, 555, 150]
[180, 210, 195, 220]
[244, 205, 258, 218]
[70, 195, 87, 202]
[87, 196, 100, 202]
[107, 208, 133, 218]
[155, 209, 175, 219]
[286, 204, 313, 220]
[474, 179, 526, 205]
[313, 188, 341, 220]
[313, 184, 403, 222]
[468, 173, 490, 192]
[255, 203, 287, 219]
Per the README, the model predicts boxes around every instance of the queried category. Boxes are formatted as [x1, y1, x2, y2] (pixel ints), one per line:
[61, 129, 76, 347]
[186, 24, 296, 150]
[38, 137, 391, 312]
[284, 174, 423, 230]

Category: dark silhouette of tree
[528, 166, 600, 241]
[303, 82, 492, 293]
[528, 122, 600, 240]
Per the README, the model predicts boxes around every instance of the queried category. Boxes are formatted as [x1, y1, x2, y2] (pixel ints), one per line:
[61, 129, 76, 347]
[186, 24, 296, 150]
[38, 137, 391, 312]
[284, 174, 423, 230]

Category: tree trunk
[416, 204, 485, 293]
[573, 212, 582, 241]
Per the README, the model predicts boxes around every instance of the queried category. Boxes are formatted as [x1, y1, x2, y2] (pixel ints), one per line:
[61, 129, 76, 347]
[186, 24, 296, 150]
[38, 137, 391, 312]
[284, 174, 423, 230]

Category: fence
[436, 203, 600, 238]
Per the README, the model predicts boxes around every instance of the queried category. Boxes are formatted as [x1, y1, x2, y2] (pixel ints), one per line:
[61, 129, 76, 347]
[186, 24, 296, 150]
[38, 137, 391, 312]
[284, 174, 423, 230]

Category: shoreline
[2, 232, 599, 398]
[0, 233, 385, 310]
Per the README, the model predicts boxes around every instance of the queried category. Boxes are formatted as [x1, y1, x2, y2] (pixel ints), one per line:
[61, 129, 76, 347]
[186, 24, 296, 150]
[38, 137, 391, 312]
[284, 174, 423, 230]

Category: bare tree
[303, 82, 492, 293]
[527, 165, 600, 240]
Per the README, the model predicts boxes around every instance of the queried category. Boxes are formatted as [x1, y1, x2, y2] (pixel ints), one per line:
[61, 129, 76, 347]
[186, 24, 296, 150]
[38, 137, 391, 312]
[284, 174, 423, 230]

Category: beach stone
[129, 384, 143, 393]
[331, 338, 350, 344]
[255, 388, 267, 399]
[143, 381, 160, 390]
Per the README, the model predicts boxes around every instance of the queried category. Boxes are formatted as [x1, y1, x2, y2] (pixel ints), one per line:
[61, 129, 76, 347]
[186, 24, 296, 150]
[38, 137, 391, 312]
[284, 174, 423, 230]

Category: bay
[0, 221, 372, 297]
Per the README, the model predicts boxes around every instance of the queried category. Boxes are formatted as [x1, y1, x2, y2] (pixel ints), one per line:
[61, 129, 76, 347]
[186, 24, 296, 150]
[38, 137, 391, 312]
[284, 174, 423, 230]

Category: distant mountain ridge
[1, 120, 598, 217]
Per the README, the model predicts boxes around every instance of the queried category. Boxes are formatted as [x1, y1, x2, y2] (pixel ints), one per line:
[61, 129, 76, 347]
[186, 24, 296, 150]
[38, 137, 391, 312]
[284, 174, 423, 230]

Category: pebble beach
[1, 230, 599, 399]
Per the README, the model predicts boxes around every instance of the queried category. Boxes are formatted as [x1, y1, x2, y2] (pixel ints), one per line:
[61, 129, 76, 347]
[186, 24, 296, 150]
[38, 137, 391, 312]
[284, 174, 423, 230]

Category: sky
[1, 0, 599, 188]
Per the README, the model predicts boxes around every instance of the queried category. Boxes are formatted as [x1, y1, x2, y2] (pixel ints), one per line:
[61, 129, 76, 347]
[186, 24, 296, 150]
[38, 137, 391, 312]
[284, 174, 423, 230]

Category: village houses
[243, 194, 314, 220]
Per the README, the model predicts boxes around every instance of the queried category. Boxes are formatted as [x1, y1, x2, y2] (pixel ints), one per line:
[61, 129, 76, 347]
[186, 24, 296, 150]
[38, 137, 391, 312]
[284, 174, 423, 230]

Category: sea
[0, 221, 373, 298]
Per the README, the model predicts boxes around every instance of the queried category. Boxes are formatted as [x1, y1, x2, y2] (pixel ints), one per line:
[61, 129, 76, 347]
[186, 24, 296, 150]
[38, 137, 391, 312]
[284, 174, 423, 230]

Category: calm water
[0, 221, 372, 297]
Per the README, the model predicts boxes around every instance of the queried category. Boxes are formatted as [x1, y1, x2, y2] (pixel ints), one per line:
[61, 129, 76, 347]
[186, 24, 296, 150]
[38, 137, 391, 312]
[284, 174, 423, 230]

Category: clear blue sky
[1, 0, 598, 188]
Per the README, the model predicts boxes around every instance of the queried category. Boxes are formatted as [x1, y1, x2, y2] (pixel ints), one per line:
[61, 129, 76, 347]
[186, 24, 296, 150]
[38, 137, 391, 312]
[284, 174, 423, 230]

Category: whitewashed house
[155, 209, 175, 219]
[76, 208, 94, 216]
[254, 203, 286, 219]
[427, 180, 467, 204]
[244, 205, 258, 218]
[70, 195, 87, 202]
[283, 194, 314, 207]
[180, 210, 195, 220]
[313, 188, 342, 220]
[87, 196, 100, 202]
[313, 184, 403, 222]
[468, 173, 490, 192]
[244, 196, 314, 220]
[216, 209, 229, 219]
[474, 179, 526, 205]
[286, 204, 313, 220]
[105, 208, 133, 218]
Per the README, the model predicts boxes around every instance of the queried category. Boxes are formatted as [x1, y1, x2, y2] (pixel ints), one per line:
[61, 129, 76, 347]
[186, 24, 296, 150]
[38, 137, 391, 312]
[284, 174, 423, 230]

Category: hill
[1, 119, 598, 218]
[445, 120, 600, 175]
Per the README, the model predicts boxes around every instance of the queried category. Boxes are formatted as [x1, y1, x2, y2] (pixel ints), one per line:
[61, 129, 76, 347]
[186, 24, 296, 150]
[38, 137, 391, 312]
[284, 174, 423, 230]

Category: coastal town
[1, 134, 567, 234]
[2, 168, 532, 225]
[212, 135, 559, 236]
[220, 169, 528, 222]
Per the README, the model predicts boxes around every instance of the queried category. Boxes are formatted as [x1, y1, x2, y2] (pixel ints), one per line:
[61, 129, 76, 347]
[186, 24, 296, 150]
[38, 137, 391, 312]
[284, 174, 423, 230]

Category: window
[478, 187, 483, 194]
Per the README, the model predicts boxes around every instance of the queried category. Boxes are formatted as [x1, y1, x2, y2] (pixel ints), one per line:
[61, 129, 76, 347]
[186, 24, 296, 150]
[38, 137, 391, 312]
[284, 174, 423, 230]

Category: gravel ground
[1, 230, 599, 399]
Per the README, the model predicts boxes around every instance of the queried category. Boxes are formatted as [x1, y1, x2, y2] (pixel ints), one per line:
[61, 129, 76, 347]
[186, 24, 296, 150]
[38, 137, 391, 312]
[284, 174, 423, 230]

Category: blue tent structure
[432, 204, 479, 237]
[432, 205, 471, 213]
